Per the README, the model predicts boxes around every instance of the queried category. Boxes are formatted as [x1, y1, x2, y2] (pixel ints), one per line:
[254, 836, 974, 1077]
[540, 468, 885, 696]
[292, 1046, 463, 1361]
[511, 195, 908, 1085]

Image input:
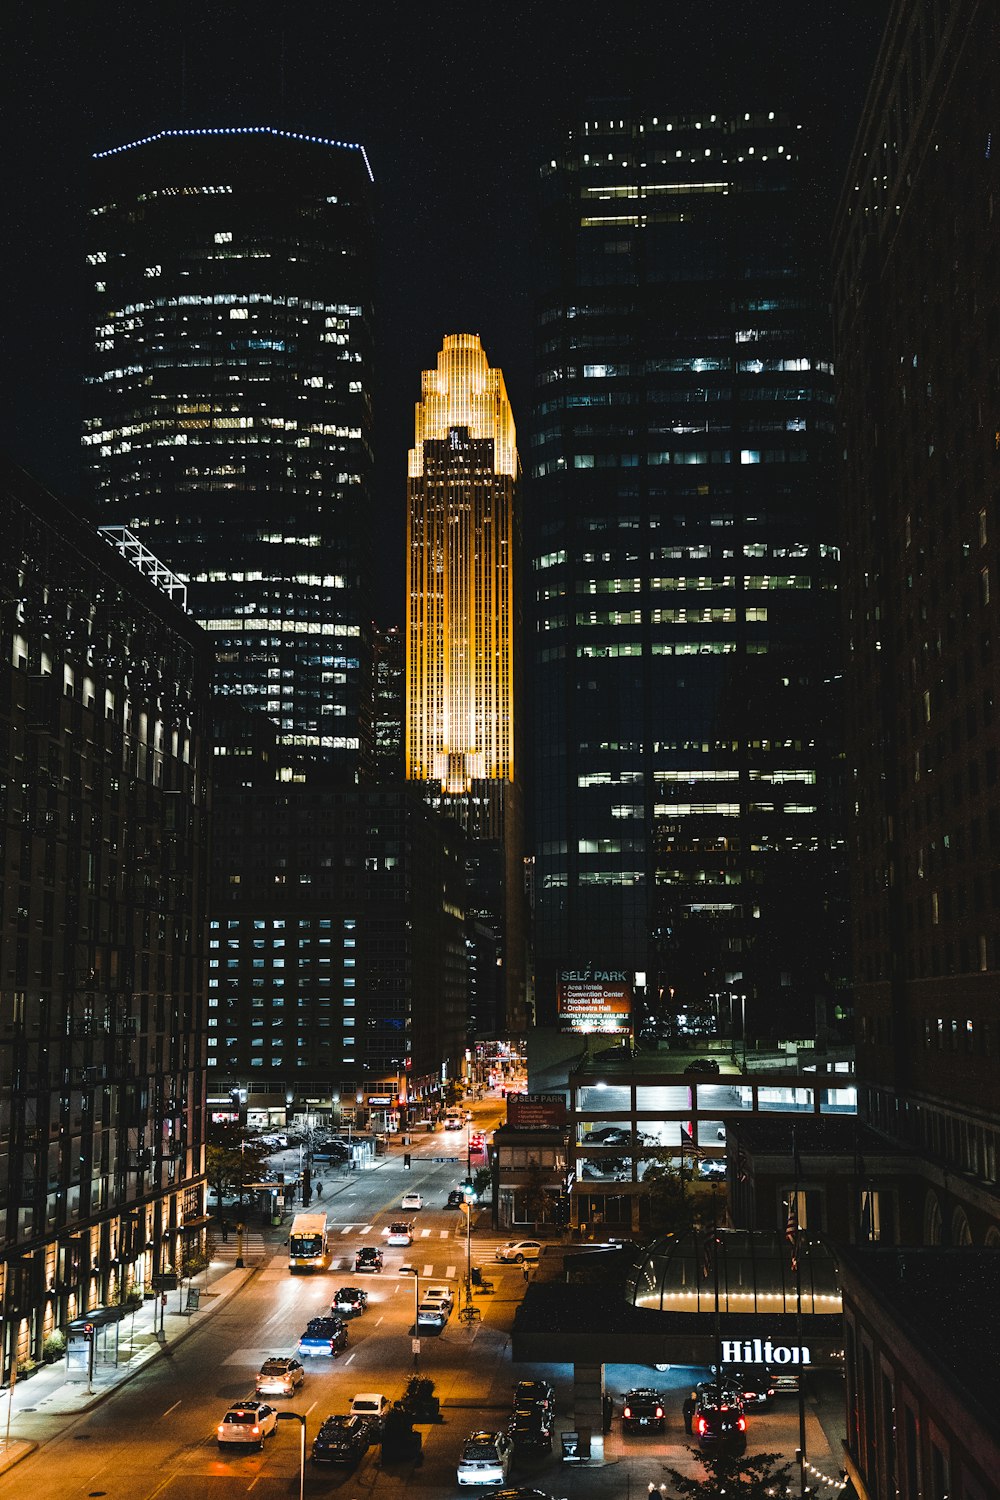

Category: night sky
[8, 0, 889, 620]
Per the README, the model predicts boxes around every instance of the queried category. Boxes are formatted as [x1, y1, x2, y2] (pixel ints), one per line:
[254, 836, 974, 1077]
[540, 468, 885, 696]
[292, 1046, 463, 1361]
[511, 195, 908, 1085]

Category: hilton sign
[721, 1339, 810, 1366]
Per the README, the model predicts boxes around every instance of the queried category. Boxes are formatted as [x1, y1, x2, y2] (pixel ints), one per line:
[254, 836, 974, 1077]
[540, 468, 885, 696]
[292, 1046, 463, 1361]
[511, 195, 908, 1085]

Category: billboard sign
[556, 968, 632, 1034]
[507, 1092, 568, 1129]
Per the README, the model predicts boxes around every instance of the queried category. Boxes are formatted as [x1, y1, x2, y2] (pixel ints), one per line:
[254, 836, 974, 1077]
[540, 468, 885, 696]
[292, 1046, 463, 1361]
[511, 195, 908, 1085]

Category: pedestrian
[221, 1221, 229, 1243]
[316, 1181, 323, 1197]
[522, 1263, 530, 1284]
[682, 1390, 697, 1435]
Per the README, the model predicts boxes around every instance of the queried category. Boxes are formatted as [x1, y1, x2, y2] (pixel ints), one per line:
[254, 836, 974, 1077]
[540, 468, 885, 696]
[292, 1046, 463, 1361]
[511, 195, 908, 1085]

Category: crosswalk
[213, 1227, 267, 1265]
[328, 1222, 459, 1239]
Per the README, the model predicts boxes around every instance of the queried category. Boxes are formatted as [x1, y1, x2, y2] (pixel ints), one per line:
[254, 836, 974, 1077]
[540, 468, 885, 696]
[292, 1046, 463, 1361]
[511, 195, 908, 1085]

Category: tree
[522, 1159, 551, 1230]
[640, 1154, 718, 1238]
[662, 1448, 794, 1499]
[205, 1123, 270, 1208]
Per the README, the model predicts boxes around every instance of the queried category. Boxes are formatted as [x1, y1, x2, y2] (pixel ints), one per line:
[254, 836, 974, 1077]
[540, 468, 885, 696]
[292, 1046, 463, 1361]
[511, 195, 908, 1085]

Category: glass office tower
[84, 127, 375, 776]
[531, 108, 845, 1040]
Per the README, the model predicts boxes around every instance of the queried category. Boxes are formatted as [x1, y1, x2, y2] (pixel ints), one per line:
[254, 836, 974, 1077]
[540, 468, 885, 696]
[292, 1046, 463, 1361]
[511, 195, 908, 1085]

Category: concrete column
[572, 1360, 606, 1456]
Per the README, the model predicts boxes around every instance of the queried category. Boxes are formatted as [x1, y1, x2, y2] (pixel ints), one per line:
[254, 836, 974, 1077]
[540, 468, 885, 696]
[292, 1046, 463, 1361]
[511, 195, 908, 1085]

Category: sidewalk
[0, 1154, 396, 1477]
[0, 1229, 272, 1478]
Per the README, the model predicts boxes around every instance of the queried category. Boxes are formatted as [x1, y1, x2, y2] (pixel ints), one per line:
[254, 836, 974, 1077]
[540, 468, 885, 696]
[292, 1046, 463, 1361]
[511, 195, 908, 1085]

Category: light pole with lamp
[275, 1411, 305, 1500]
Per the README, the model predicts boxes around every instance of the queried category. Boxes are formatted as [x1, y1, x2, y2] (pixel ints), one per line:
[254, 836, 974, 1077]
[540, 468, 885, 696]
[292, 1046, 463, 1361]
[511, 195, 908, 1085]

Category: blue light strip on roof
[92, 126, 375, 182]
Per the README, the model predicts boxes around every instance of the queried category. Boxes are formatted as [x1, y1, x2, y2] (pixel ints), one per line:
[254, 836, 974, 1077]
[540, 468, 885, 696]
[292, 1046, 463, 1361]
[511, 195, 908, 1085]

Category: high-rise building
[83, 126, 375, 777]
[831, 5, 1000, 1492]
[406, 334, 525, 1035]
[530, 108, 845, 1039]
[372, 624, 405, 781]
[0, 460, 211, 1379]
[407, 334, 516, 797]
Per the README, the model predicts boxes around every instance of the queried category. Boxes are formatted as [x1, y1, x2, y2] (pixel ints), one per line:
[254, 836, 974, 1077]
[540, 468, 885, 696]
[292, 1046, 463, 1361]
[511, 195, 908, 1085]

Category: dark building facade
[0, 461, 211, 1378]
[210, 767, 469, 1100]
[832, 6, 1000, 1492]
[84, 126, 375, 776]
[372, 624, 404, 781]
[833, 0, 1000, 1246]
[530, 107, 845, 1040]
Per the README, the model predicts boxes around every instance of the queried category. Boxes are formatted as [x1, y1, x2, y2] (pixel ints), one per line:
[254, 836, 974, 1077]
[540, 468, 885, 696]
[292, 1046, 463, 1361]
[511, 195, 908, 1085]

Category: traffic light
[461, 1179, 478, 1202]
[403, 1153, 411, 1169]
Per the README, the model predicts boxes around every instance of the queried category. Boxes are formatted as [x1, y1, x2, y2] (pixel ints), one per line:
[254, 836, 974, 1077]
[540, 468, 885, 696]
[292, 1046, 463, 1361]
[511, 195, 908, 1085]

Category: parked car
[446, 1189, 465, 1208]
[255, 1356, 305, 1397]
[694, 1384, 747, 1453]
[621, 1387, 665, 1433]
[512, 1379, 555, 1413]
[311, 1413, 375, 1466]
[422, 1285, 454, 1312]
[386, 1220, 413, 1247]
[507, 1405, 553, 1452]
[495, 1240, 541, 1264]
[720, 1365, 775, 1408]
[216, 1400, 278, 1449]
[684, 1058, 721, 1075]
[331, 1286, 369, 1317]
[698, 1159, 727, 1180]
[349, 1392, 390, 1431]
[355, 1246, 384, 1272]
[297, 1316, 348, 1358]
[416, 1300, 448, 1330]
[457, 1430, 513, 1486]
[401, 1191, 424, 1211]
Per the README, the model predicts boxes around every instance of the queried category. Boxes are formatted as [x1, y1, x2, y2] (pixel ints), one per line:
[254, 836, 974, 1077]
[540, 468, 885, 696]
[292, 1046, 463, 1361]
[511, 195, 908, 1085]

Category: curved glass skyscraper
[84, 127, 374, 776]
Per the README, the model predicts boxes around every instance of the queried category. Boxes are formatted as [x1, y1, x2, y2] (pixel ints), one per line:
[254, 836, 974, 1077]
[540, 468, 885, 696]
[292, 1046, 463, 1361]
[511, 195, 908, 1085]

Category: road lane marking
[344, 1352, 356, 1364]
[423, 1263, 433, 1276]
[446, 1265, 456, 1279]
[375, 1316, 384, 1326]
[161, 1399, 182, 1417]
[420, 1229, 431, 1238]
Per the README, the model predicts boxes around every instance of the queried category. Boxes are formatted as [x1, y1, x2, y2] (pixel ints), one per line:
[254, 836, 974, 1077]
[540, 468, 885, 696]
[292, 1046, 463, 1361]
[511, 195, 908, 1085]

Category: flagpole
[712, 1184, 722, 1389]
[792, 1123, 807, 1498]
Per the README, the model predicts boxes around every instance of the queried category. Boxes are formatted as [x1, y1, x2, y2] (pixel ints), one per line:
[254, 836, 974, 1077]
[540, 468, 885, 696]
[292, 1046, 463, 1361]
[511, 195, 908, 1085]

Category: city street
[0, 1125, 847, 1499]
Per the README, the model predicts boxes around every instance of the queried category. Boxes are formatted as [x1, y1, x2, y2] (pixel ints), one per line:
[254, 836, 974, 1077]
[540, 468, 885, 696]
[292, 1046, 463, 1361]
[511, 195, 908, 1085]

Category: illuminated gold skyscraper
[406, 333, 517, 796]
[406, 334, 525, 1039]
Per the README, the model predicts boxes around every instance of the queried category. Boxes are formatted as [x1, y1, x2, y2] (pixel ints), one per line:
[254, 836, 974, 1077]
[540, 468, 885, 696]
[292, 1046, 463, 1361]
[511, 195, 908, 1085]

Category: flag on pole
[785, 1194, 799, 1270]
[701, 1232, 715, 1280]
[736, 1142, 750, 1183]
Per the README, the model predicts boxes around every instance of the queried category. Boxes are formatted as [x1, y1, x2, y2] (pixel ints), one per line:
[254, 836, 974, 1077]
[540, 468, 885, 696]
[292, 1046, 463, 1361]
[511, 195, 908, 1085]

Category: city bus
[288, 1211, 330, 1272]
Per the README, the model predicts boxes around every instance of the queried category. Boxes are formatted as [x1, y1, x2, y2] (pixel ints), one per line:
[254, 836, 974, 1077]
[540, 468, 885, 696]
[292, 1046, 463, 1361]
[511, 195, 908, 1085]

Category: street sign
[430, 1156, 461, 1163]
[411, 1337, 421, 1354]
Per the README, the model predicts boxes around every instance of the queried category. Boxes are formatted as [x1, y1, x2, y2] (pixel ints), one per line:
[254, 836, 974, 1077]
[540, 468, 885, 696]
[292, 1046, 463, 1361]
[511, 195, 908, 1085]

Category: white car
[456, 1429, 513, 1485]
[422, 1284, 453, 1312]
[386, 1221, 413, 1246]
[401, 1191, 424, 1211]
[416, 1300, 447, 1329]
[444, 1116, 463, 1130]
[255, 1356, 305, 1396]
[349, 1392, 390, 1430]
[495, 1239, 541, 1264]
[217, 1400, 278, 1448]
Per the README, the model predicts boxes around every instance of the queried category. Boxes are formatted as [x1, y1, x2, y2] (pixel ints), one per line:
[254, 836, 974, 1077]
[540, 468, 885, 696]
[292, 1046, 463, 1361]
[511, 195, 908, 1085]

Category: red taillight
[251, 1425, 260, 1436]
[737, 1416, 747, 1431]
[623, 1406, 632, 1419]
[696, 1416, 707, 1435]
[655, 1406, 664, 1419]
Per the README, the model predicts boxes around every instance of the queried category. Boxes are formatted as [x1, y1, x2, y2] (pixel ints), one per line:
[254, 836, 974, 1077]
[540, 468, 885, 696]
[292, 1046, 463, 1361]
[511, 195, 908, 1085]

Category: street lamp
[275, 1412, 305, 1500]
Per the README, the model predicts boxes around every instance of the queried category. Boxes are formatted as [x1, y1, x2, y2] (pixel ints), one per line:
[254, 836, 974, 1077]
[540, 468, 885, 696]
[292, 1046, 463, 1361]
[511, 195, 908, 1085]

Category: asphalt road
[0, 1104, 844, 1499]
